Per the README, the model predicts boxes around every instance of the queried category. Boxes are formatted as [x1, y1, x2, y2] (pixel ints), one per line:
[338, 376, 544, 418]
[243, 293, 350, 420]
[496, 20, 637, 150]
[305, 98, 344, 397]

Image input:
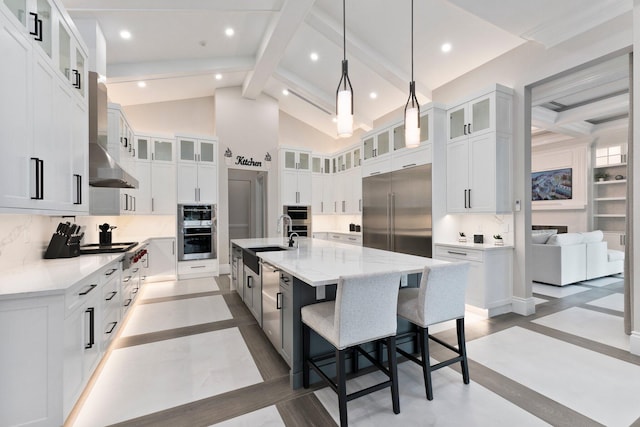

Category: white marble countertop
[315, 230, 363, 236]
[0, 253, 124, 299]
[435, 241, 514, 250]
[231, 237, 448, 287]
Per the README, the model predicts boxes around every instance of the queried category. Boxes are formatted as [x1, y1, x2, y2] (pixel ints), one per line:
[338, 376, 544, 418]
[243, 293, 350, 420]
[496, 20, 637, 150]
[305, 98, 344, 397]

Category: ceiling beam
[63, 0, 282, 12]
[554, 93, 629, 126]
[242, 0, 316, 100]
[532, 106, 594, 137]
[305, 8, 432, 102]
[107, 56, 254, 82]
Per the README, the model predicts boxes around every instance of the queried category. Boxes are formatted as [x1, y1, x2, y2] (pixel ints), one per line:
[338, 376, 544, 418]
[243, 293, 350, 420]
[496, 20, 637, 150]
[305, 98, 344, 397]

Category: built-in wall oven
[283, 205, 311, 237]
[178, 204, 217, 261]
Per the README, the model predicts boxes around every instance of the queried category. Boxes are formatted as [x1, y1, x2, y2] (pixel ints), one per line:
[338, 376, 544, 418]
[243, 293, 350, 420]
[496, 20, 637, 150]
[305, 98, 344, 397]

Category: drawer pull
[447, 251, 468, 256]
[105, 321, 118, 334]
[84, 307, 95, 349]
[105, 268, 117, 276]
[348, 237, 357, 241]
[79, 284, 98, 296]
[191, 265, 206, 269]
[105, 291, 118, 301]
[124, 298, 132, 307]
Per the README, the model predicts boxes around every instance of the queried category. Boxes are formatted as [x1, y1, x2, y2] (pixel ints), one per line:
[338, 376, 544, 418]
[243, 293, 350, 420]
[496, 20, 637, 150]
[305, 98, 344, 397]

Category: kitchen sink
[243, 246, 289, 274]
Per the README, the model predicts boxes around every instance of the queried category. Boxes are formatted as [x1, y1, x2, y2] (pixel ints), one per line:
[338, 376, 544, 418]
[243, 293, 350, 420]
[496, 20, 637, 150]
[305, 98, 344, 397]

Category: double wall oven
[178, 204, 217, 261]
[283, 205, 311, 237]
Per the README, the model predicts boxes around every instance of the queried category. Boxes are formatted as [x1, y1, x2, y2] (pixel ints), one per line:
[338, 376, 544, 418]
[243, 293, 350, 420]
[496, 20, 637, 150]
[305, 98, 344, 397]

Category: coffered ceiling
[61, 0, 631, 139]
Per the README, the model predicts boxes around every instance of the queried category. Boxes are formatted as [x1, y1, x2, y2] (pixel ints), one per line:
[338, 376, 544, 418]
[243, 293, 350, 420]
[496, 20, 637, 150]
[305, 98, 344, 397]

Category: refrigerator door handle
[387, 193, 392, 250]
[390, 192, 395, 251]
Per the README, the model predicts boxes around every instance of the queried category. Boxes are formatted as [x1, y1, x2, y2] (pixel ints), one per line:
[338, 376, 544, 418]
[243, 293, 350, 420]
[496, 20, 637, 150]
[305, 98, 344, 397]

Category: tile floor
[66, 275, 640, 426]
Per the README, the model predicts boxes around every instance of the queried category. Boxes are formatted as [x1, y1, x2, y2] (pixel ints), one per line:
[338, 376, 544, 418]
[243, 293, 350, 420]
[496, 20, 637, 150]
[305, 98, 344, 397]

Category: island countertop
[231, 237, 448, 287]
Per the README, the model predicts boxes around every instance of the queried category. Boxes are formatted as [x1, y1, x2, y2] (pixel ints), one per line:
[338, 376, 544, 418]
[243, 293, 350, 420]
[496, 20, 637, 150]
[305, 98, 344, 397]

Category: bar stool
[301, 271, 402, 427]
[396, 262, 470, 400]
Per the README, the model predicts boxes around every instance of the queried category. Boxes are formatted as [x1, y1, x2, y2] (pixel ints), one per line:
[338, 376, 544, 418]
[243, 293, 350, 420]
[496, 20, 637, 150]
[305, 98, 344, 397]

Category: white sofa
[532, 230, 624, 286]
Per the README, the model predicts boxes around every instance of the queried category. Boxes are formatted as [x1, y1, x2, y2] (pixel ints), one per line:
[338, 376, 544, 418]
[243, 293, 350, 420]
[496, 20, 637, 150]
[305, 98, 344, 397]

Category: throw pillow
[580, 230, 604, 243]
[531, 229, 557, 244]
[546, 233, 584, 246]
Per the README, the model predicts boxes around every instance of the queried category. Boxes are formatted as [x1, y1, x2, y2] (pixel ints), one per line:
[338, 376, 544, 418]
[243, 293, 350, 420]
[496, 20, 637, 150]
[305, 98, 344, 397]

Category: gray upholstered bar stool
[301, 271, 402, 427]
[396, 262, 470, 400]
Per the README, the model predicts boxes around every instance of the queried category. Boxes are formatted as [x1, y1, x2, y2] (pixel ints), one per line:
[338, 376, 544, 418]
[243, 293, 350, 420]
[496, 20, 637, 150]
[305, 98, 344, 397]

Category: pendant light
[336, 0, 353, 137]
[404, 0, 420, 148]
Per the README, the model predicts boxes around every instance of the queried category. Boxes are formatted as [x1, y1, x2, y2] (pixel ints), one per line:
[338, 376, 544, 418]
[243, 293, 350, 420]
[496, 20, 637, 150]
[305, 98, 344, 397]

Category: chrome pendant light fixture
[404, 0, 420, 148]
[336, 0, 353, 137]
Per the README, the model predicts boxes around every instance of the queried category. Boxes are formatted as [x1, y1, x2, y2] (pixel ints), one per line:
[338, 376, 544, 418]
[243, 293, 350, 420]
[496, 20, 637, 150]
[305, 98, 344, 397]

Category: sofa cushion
[532, 229, 557, 244]
[608, 250, 624, 262]
[581, 230, 604, 243]
[546, 232, 584, 246]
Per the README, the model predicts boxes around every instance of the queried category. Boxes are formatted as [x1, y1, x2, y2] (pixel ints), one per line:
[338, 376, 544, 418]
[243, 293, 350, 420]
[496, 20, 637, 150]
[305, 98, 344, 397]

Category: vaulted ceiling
[61, 0, 631, 139]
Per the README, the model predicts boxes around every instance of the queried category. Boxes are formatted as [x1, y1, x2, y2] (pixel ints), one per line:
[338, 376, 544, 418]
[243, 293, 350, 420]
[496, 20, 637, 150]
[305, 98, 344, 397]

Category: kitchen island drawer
[434, 245, 483, 262]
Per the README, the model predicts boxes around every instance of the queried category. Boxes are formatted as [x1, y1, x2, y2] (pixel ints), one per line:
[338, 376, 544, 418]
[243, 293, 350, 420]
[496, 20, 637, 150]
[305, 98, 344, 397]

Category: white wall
[123, 97, 216, 137]
[279, 111, 354, 153]
[215, 87, 280, 269]
[432, 13, 632, 315]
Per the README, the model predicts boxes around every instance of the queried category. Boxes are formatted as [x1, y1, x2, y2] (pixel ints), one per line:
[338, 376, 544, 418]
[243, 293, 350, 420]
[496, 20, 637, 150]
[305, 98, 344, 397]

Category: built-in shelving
[592, 144, 627, 251]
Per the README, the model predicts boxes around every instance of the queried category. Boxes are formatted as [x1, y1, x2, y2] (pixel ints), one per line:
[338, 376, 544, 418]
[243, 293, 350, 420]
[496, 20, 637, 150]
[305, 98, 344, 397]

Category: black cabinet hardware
[30, 157, 44, 200]
[74, 174, 82, 204]
[84, 307, 95, 349]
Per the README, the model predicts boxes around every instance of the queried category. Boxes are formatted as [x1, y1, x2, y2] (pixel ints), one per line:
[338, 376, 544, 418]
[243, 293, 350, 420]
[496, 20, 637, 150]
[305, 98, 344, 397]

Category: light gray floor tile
[315, 360, 550, 427]
[142, 277, 219, 299]
[211, 406, 285, 426]
[534, 297, 548, 305]
[72, 328, 263, 427]
[578, 276, 623, 287]
[532, 282, 590, 298]
[532, 306, 629, 350]
[586, 293, 624, 312]
[121, 295, 232, 336]
[467, 326, 640, 426]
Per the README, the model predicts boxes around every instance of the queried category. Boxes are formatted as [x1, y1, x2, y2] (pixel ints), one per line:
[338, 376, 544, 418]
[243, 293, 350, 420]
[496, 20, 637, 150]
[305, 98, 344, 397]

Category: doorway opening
[228, 169, 268, 239]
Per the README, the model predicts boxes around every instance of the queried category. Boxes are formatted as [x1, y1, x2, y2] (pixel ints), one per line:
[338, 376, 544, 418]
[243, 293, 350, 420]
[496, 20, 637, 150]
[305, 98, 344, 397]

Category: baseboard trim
[511, 296, 536, 316]
[630, 331, 640, 356]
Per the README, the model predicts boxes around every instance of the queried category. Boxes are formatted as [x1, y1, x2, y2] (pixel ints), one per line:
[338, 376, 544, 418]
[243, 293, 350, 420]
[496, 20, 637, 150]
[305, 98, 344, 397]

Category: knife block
[44, 233, 80, 259]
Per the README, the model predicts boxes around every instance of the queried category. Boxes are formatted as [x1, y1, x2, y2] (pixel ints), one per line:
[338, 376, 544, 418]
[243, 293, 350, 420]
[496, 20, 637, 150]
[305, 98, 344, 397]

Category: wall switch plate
[515, 200, 521, 211]
[502, 223, 510, 233]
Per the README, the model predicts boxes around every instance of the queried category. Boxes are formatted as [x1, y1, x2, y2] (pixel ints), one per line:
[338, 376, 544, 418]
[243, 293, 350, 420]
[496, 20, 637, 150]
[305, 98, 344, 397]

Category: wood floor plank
[239, 323, 291, 381]
[277, 393, 338, 427]
[137, 290, 224, 305]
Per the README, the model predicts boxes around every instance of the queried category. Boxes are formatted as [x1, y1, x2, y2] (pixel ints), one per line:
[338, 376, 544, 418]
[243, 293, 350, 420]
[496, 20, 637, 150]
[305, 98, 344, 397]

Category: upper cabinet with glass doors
[178, 137, 216, 165]
[282, 149, 310, 171]
[447, 91, 497, 143]
[362, 127, 391, 161]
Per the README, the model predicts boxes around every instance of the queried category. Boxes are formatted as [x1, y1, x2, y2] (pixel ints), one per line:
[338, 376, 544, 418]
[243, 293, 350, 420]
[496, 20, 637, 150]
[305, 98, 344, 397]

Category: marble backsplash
[0, 214, 176, 270]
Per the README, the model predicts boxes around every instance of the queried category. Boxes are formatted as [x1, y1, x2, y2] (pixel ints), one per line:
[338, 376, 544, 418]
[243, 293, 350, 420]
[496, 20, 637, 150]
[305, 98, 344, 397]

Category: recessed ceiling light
[310, 52, 319, 62]
[441, 43, 452, 53]
[369, 92, 377, 99]
[120, 30, 131, 40]
[225, 27, 234, 37]
[215, 74, 222, 80]
[137, 81, 146, 88]
[282, 89, 289, 96]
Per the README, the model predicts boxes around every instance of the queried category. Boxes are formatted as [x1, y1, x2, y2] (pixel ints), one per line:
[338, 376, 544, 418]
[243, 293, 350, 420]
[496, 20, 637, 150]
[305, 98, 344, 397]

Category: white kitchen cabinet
[280, 148, 312, 206]
[445, 86, 513, 214]
[151, 161, 176, 214]
[447, 92, 495, 143]
[333, 167, 361, 214]
[177, 136, 217, 203]
[0, 293, 64, 427]
[434, 243, 512, 317]
[311, 173, 323, 214]
[326, 232, 362, 245]
[146, 237, 177, 282]
[178, 259, 217, 279]
[362, 127, 391, 161]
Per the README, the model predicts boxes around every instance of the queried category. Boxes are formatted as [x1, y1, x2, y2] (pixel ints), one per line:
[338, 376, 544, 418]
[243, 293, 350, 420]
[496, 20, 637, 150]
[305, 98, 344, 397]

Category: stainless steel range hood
[88, 71, 138, 189]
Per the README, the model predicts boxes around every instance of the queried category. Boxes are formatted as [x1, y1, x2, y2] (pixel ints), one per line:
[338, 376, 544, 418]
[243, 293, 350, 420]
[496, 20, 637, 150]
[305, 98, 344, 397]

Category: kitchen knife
[68, 224, 78, 236]
[56, 223, 64, 235]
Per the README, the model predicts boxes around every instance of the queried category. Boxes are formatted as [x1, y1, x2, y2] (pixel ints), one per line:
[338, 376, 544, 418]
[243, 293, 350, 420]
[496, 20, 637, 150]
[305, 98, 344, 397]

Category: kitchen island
[230, 237, 448, 388]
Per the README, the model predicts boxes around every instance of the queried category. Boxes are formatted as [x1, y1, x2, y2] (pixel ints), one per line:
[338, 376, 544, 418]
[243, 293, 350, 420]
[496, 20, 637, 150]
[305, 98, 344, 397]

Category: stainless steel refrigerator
[362, 164, 432, 257]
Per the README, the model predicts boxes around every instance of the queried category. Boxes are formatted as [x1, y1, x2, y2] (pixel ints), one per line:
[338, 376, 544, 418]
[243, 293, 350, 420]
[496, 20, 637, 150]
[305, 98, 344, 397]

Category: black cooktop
[79, 242, 138, 254]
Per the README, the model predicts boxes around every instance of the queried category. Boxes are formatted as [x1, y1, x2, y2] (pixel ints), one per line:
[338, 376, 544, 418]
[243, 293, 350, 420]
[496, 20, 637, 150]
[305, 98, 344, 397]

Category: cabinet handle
[447, 251, 468, 256]
[105, 291, 118, 301]
[132, 147, 136, 157]
[463, 124, 468, 135]
[133, 196, 136, 211]
[29, 13, 43, 41]
[84, 307, 95, 349]
[464, 189, 468, 209]
[152, 198, 155, 212]
[369, 171, 381, 176]
[468, 188, 472, 209]
[123, 276, 131, 283]
[342, 200, 345, 212]
[468, 123, 472, 134]
[105, 268, 117, 276]
[72, 69, 81, 89]
[348, 237, 356, 241]
[321, 201, 323, 213]
[172, 240, 175, 254]
[105, 321, 118, 334]
[79, 284, 98, 296]
[124, 298, 132, 307]
[74, 174, 82, 204]
[403, 163, 417, 169]
[359, 199, 362, 212]
[247, 276, 253, 288]
[30, 158, 44, 200]
[190, 265, 206, 269]
[277, 292, 282, 310]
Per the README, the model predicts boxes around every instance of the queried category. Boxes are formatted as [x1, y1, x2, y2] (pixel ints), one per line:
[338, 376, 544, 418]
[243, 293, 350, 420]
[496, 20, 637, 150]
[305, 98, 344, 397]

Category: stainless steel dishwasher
[261, 261, 282, 350]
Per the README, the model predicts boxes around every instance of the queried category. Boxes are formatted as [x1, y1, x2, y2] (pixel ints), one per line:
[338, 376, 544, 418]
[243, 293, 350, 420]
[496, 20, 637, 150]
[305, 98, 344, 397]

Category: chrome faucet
[288, 232, 299, 248]
[278, 214, 293, 236]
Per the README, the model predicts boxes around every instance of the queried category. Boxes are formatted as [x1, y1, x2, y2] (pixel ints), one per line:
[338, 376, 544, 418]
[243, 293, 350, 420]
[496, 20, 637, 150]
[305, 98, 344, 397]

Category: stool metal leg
[386, 336, 400, 414]
[302, 323, 310, 389]
[337, 349, 348, 427]
[457, 318, 470, 384]
[419, 326, 433, 400]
